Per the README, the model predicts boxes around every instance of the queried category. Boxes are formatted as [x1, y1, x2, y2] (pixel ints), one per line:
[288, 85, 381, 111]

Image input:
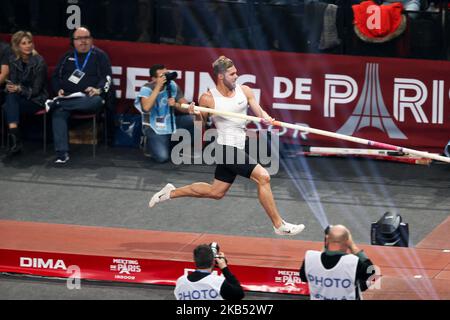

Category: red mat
[1, 219, 449, 299]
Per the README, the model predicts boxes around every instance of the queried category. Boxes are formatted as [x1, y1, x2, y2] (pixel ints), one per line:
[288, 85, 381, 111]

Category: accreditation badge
[155, 116, 167, 129]
[68, 69, 86, 84]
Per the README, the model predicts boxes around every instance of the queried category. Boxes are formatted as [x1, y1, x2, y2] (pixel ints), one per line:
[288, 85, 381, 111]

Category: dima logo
[20, 257, 67, 270]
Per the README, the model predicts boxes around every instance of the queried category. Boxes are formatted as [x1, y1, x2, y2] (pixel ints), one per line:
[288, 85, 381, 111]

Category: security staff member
[174, 244, 244, 301]
[299, 225, 375, 300]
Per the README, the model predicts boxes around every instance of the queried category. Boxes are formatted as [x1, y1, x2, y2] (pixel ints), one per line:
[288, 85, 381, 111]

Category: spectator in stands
[174, 243, 245, 300]
[47, 26, 112, 164]
[0, 40, 11, 95]
[3, 31, 48, 156]
[299, 224, 375, 300]
[134, 64, 194, 163]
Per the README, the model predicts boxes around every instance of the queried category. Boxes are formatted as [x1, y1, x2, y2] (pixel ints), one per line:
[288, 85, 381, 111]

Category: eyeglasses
[73, 36, 92, 41]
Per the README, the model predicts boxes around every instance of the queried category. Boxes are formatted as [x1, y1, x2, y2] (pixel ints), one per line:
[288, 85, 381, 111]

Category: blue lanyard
[154, 87, 170, 117]
[74, 48, 92, 72]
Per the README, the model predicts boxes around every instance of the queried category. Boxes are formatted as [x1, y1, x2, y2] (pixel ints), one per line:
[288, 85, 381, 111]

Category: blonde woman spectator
[3, 31, 48, 156]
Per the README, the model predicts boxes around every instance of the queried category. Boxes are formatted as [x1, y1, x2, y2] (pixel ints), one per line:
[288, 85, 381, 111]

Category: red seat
[70, 108, 108, 159]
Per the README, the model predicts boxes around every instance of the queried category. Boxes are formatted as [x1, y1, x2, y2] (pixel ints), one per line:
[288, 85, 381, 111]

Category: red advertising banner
[0, 248, 309, 296]
[2, 34, 449, 151]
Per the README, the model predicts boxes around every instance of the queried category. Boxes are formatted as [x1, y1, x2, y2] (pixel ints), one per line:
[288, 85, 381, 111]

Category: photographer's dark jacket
[51, 46, 112, 95]
[299, 250, 375, 300]
[174, 267, 245, 301]
[7, 54, 48, 105]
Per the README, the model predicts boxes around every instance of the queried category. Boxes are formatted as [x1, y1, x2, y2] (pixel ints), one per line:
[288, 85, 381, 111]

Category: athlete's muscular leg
[170, 179, 232, 200]
[250, 164, 283, 228]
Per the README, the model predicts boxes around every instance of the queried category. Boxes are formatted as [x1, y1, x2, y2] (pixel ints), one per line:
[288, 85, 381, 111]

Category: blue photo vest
[150, 81, 177, 135]
[135, 81, 178, 135]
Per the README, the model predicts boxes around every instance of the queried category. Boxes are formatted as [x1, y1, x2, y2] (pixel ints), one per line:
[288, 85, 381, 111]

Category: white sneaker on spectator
[149, 183, 175, 208]
[54, 152, 69, 164]
[274, 220, 305, 236]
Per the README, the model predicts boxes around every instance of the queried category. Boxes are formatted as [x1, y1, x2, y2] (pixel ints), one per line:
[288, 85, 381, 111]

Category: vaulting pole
[181, 103, 450, 164]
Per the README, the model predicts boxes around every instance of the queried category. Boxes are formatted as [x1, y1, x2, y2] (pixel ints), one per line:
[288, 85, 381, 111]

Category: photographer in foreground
[299, 225, 375, 300]
[134, 64, 193, 163]
[174, 243, 245, 301]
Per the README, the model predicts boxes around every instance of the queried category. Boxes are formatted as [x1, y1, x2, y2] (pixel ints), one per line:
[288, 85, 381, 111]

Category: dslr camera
[164, 71, 178, 82]
[324, 225, 332, 249]
[210, 242, 228, 266]
[210, 242, 220, 258]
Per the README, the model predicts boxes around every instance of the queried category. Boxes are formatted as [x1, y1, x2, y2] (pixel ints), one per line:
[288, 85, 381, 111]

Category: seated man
[48, 26, 112, 163]
[134, 64, 194, 163]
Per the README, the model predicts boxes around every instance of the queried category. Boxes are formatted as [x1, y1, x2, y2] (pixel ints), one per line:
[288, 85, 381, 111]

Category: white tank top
[305, 250, 360, 300]
[174, 274, 225, 300]
[210, 85, 248, 149]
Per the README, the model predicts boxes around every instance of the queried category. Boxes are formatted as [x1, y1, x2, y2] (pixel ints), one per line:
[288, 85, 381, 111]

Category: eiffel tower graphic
[337, 63, 407, 139]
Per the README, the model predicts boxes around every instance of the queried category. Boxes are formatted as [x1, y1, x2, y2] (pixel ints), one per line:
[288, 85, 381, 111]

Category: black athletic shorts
[214, 142, 258, 184]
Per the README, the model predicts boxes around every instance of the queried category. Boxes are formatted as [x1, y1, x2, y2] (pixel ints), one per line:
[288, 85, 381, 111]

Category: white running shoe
[274, 220, 305, 236]
[149, 183, 175, 208]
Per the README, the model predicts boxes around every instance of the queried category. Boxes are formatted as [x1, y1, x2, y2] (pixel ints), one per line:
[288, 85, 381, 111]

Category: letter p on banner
[324, 74, 358, 117]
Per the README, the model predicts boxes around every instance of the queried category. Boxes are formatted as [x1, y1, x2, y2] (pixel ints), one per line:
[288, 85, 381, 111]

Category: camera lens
[165, 71, 178, 81]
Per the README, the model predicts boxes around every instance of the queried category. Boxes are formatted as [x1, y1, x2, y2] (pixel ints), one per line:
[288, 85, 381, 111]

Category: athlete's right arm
[197, 91, 214, 124]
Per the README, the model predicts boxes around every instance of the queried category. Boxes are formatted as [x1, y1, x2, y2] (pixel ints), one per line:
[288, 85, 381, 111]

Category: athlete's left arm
[242, 85, 274, 123]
